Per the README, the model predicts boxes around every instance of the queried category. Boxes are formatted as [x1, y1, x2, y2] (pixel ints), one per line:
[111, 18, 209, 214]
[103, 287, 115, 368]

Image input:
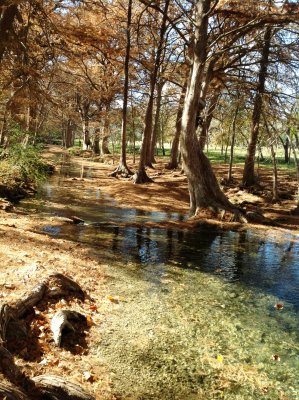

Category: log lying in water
[0, 273, 94, 400]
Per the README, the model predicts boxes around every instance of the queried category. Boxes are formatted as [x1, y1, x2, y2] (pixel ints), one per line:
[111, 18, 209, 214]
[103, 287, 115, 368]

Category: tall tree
[111, 0, 133, 177]
[132, 0, 170, 183]
[176, 0, 297, 218]
[242, 27, 272, 187]
[179, 0, 241, 217]
[165, 80, 187, 169]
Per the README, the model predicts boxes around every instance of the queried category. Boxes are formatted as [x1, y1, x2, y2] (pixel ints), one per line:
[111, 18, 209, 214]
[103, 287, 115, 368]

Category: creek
[19, 158, 299, 399]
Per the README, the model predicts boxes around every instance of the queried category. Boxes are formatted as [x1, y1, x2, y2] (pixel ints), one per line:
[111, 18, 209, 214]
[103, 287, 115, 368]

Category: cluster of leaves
[6, 143, 48, 185]
[0, 124, 49, 189]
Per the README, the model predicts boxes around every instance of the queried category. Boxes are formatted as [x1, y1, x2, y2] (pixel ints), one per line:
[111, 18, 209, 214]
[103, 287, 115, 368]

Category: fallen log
[33, 375, 95, 400]
[51, 310, 86, 346]
[13, 283, 47, 319]
[47, 273, 85, 299]
[0, 273, 93, 400]
[0, 380, 30, 400]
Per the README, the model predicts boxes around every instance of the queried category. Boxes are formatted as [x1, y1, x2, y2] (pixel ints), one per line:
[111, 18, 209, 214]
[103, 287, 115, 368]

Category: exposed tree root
[110, 163, 133, 178]
[0, 199, 14, 211]
[191, 205, 248, 224]
[132, 168, 153, 184]
[0, 380, 30, 400]
[51, 310, 86, 346]
[32, 375, 95, 400]
[144, 161, 155, 169]
[0, 273, 94, 400]
[165, 161, 179, 170]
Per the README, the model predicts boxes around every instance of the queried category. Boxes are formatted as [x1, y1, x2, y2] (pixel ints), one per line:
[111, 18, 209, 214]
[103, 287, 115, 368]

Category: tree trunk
[179, 0, 245, 220]
[101, 136, 110, 155]
[263, 115, 279, 202]
[0, 2, 21, 62]
[227, 103, 239, 182]
[132, 0, 170, 183]
[286, 129, 299, 210]
[149, 80, 164, 164]
[199, 89, 220, 150]
[165, 81, 187, 170]
[101, 104, 111, 154]
[93, 128, 100, 154]
[0, 112, 8, 147]
[242, 27, 272, 187]
[110, 0, 133, 177]
[137, 72, 156, 173]
[64, 119, 74, 148]
[280, 135, 290, 163]
[82, 119, 91, 150]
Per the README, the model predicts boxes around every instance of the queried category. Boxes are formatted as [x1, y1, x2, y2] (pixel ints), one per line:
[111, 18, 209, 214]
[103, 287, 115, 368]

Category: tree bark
[101, 136, 110, 155]
[199, 89, 220, 150]
[32, 375, 94, 400]
[0, 0, 22, 62]
[242, 27, 272, 187]
[149, 80, 164, 164]
[93, 128, 100, 154]
[64, 119, 74, 148]
[263, 114, 279, 202]
[165, 81, 187, 170]
[82, 121, 91, 150]
[76, 94, 91, 150]
[0, 380, 31, 400]
[227, 102, 239, 182]
[286, 129, 299, 210]
[279, 135, 290, 163]
[0, 111, 8, 147]
[101, 103, 111, 154]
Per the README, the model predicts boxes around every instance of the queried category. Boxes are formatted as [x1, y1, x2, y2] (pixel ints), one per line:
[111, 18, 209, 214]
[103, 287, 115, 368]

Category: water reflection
[17, 157, 299, 399]
[39, 220, 299, 310]
[19, 160, 299, 310]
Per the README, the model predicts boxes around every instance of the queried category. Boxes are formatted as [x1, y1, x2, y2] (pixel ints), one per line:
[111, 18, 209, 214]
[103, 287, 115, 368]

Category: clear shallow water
[19, 161, 299, 399]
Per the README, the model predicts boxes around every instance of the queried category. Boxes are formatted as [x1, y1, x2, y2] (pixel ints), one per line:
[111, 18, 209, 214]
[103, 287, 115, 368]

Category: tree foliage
[0, 0, 299, 215]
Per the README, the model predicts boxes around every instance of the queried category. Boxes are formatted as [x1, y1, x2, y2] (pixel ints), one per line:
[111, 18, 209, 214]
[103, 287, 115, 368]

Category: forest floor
[0, 145, 299, 399]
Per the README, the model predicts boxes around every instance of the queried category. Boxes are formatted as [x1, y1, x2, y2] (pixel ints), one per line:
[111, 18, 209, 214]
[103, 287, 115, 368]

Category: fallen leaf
[50, 358, 60, 366]
[86, 315, 94, 327]
[107, 295, 119, 304]
[217, 355, 223, 363]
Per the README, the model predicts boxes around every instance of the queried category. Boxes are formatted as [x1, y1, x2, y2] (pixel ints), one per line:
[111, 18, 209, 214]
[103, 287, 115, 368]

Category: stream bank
[0, 146, 299, 399]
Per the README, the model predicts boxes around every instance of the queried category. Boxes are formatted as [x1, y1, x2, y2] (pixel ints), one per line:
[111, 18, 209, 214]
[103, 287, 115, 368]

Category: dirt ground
[0, 145, 299, 398]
